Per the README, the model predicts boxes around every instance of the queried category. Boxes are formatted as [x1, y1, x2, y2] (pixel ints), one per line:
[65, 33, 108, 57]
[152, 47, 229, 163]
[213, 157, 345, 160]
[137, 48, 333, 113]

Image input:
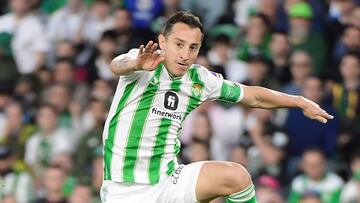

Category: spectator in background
[341, 151, 360, 203]
[239, 109, 288, 179]
[88, 31, 118, 83]
[298, 192, 322, 203]
[13, 76, 39, 117]
[35, 164, 68, 203]
[68, 184, 93, 203]
[288, 2, 327, 75]
[0, 102, 36, 169]
[0, 22, 18, 89]
[0, 89, 12, 137]
[330, 53, 360, 160]
[44, 83, 72, 128]
[89, 79, 113, 104]
[52, 57, 89, 107]
[244, 55, 278, 90]
[285, 75, 338, 177]
[1, 194, 17, 203]
[350, 6, 360, 29]
[108, 7, 153, 54]
[332, 26, 360, 78]
[47, 0, 96, 45]
[230, 144, 248, 168]
[269, 31, 291, 85]
[0, 145, 34, 203]
[326, 0, 358, 49]
[0, 0, 48, 75]
[256, 175, 284, 203]
[25, 104, 73, 178]
[180, 0, 228, 30]
[91, 155, 103, 202]
[88, 0, 113, 42]
[237, 13, 272, 62]
[151, 0, 181, 34]
[289, 148, 343, 203]
[282, 50, 313, 95]
[184, 138, 210, 164]
[74, 99, 106, 177]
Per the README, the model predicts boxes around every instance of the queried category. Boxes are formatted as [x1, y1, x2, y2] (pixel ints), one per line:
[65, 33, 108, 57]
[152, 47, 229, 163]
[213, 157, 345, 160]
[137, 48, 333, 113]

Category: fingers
[309, 108, 334, 123]
[139, 41, 159, 55]
[314, 115, 328, 123]
[139, 44, 145, 54]
[144, 41, 153, 52]
[319, 109, 334, 120]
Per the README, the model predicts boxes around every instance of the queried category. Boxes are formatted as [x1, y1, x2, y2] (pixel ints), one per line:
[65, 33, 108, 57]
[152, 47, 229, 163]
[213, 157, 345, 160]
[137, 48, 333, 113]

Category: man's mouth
[176, 62, 188, 67]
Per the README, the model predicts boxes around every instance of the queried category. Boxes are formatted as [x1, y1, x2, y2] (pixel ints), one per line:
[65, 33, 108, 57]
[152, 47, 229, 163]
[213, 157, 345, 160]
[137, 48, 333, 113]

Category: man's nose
[180, 48, 190, 61]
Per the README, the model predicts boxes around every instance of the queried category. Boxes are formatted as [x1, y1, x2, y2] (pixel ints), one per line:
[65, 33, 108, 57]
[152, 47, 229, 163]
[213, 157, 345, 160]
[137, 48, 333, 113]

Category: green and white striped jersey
[103, 49, 244, 184]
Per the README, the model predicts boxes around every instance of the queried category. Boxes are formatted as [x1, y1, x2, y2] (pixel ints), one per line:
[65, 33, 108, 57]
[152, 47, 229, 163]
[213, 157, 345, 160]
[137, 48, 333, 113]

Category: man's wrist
[131, 60, 141, 71]
[294, 96, 306, 109]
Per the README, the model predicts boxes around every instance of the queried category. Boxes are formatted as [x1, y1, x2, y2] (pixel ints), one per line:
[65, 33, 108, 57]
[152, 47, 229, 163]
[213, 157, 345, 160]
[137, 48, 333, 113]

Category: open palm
[136, 41, 165, 71]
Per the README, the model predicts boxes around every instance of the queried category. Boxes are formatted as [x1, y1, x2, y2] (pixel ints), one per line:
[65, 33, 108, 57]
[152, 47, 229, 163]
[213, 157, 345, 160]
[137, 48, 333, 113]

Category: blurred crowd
[0, 0, 360, 202]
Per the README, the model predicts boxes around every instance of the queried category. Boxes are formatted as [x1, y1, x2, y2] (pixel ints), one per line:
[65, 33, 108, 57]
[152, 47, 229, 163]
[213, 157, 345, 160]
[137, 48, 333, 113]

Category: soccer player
[100, 11, 333, 203]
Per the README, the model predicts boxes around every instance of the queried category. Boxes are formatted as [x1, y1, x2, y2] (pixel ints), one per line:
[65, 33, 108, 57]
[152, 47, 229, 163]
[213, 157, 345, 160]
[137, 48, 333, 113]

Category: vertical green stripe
[148, 118, 172, 184]
[149, 78, 182, 182]
[166, 159, 175, 176]
[122, 64, 163, 183]
[170, 79, 181, 92]
[185, 67, 204, 117]
[219, 81, 241, 103]
[104, 80, 137, 180]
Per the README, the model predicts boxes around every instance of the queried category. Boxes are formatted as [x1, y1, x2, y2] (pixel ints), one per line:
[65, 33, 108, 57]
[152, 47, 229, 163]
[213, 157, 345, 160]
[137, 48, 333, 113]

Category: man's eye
[177, 43, 183, 47]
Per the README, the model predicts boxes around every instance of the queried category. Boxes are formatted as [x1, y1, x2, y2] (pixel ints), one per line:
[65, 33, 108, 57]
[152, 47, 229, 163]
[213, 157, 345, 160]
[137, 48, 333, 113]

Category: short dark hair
[163, 11, 204, 39]
[302, 147, 325, 159]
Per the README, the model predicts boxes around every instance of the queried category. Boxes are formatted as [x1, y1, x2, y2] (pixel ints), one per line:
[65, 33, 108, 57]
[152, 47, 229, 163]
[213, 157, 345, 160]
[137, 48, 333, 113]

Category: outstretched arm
[240, 85, 333, 123]
[110, 41, 164, 76]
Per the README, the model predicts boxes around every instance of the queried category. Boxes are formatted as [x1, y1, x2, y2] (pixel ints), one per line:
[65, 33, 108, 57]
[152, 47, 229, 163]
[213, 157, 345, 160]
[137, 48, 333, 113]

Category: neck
[47, 190, 64, 202]
[42, 128, 55, 136]
[273, 55, 288, 66]
[345, 79, 359, 90]
[15, 12, 27, 20]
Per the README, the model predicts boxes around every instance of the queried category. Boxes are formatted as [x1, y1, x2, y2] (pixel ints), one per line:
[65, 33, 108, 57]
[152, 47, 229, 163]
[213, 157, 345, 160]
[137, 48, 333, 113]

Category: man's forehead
[167, 23, 202, 44]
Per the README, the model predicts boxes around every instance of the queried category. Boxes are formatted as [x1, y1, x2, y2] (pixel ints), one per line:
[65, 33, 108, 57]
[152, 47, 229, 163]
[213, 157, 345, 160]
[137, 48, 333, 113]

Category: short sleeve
[200, 66, 244, 103]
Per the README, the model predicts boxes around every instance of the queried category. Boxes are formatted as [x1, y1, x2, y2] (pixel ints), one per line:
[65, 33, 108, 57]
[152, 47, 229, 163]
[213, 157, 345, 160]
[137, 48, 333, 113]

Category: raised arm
[110, 41, 165, 76]
[240, 85, 333, 123]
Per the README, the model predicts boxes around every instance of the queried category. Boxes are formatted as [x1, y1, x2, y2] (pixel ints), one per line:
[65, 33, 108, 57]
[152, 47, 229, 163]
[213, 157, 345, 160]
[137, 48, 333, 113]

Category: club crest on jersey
[191, 83, 203, 97]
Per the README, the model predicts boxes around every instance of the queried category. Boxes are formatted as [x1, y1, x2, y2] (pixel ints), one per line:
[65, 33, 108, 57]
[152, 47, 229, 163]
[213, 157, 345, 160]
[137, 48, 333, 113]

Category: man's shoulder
[188, 64, 223, 80]
[0, 13, 13, 21]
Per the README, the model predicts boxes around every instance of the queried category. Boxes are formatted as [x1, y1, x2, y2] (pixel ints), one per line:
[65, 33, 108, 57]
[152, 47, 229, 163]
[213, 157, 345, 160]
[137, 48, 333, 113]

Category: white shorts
[100, 161, 205, 203]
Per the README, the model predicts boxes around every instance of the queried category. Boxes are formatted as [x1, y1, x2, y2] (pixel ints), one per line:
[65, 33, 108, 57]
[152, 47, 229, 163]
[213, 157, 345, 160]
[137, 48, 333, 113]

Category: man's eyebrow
[174, 38, 185, 43]
[174, 37, 200, 47]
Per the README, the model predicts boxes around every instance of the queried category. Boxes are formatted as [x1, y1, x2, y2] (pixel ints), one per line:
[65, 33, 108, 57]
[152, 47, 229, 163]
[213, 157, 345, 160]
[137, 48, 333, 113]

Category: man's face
[302, 152, 326, 181]
[303, 77, 322, 103]
[159, 23, 202, 77]
[340, 55, 360, 80]
[36, 107, 58, 132]
[10, 0, 30, 15]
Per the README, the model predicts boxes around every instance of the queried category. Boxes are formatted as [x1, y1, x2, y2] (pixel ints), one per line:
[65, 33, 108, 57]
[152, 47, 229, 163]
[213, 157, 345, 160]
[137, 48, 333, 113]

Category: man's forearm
[110, 55, 138, 76]
[241, 86, 304, 109]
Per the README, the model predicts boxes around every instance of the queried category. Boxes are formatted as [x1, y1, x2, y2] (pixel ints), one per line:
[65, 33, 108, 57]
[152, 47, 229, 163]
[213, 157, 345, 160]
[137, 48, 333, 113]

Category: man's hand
[110, 40, 165, 76]
[299, 96, 334, 123]
[135, 41, 165, 71]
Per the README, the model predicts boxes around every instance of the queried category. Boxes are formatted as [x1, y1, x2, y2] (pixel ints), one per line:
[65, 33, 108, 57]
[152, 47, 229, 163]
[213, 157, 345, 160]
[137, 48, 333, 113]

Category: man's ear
[158, 34, 166, 50]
